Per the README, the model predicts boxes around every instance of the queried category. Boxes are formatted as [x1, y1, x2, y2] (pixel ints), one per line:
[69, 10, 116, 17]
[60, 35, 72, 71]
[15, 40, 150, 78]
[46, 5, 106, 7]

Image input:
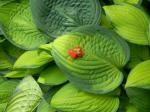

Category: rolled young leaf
[5, 76, 43, 112]
[30, 0, 101, 38]
[51, 83, 120, 112]
[38, 64, 67, 85]
[103, 4, 150, 45]
[14, 50, 53, 69]
[125, 60, 150, 112]
[51, 26, 130, 94]
[0, 0, 51, 50]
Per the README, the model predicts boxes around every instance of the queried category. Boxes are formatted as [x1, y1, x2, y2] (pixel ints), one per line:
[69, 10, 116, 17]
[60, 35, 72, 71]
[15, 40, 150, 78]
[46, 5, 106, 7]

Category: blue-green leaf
[30, 0, 101, 38]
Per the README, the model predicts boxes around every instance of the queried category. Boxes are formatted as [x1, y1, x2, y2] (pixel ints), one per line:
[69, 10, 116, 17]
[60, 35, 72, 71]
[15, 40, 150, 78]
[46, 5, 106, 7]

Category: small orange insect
[68, 45, 83, 59]
[68, 49, 77, 59]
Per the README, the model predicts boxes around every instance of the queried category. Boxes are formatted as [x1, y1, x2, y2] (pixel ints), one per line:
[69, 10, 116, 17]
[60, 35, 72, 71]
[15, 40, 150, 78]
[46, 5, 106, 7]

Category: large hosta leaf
[51, 83, 120, 112]
[38, 64, 67, 85]
[103, 4, 149, 45]
[0, 0, 50, 50]
[5, 76, 43, 112]
[51, 26, 130, 94]
[125, 60, 150, 112]
[30, 0, 101, 38]
[14, 50, 53, 69]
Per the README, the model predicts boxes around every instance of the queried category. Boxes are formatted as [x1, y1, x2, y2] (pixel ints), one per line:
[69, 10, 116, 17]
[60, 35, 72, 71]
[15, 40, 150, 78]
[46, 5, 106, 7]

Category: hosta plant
[0, 0, 150, 112]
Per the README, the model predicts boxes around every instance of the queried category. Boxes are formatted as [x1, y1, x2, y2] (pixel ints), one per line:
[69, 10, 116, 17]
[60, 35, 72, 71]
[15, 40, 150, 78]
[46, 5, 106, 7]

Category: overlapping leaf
[14, 50, 53, 69]
[51, 26, 130, 94]
[30, 0, 101, 38]
[103, 4, 150, 45]
[38, 64, 67, 85]
[5, 76, 43, 112]
[0, 0, 50, 50]
[51, 83, 120, 112]
[125, 60, 150, 112]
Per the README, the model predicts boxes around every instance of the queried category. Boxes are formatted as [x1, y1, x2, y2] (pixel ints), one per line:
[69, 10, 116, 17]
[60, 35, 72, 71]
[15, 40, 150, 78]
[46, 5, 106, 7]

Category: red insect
[68, 49, 77, 59]
[68, 45, 83, 59]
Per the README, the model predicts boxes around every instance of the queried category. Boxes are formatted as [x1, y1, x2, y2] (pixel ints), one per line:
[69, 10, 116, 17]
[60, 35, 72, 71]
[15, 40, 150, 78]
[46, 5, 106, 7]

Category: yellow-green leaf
[51, 83, 120, 112]
[103, 4, 149, 45]
[38, 64, 67, 85]
[14, 50, 53, 69]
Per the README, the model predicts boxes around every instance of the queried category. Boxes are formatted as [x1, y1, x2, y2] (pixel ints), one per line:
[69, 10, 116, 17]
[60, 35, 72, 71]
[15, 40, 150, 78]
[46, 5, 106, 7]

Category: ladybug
[68, 45, 83, 59]
[68, 49, 77, 59]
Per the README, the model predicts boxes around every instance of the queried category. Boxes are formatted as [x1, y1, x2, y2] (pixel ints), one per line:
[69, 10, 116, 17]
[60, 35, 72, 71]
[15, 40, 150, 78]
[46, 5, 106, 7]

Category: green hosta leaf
[4, 66, 44, 78]
[113, 0, 142, 5]
[14, 50, 53, 69]
[51, 83, 120, 112]
[126, 43, 150, 70]
[0, 47, 12, 70]
[30, 0, 101, 38]
[0, 0, 50, 50]
[125, 60, 150, 112]
[51, 26, 130, 94]
[38, 64, 67, 85]
[0, 80, 18, 111]
[125, 60, 150, 88]
[5, 76, 43, 112]
[103, 4, 149, 45]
